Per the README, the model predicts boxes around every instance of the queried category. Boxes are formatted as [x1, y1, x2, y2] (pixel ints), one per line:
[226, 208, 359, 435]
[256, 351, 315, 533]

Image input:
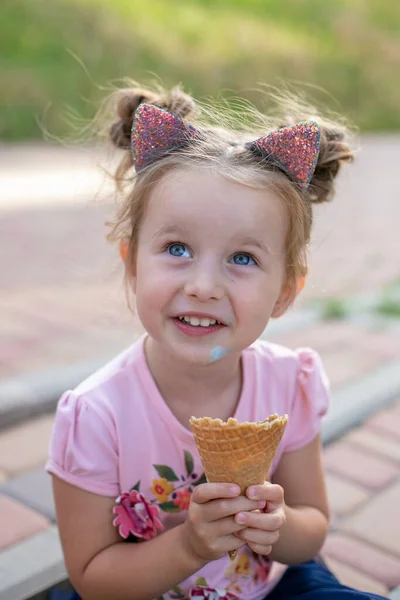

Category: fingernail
[247, 488, 258, 499]
[230, 485, 240, 496]
[257, 500, 266, 509]
[236, 513, 246, 524]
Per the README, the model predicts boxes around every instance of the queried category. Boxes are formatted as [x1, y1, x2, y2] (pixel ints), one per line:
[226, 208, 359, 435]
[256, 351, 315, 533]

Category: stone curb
[390, 586, 400, 600]
[0, 360, 109, 431]
[322, 359, 400, 444]
[0, 526, 66, 600]
[0, 308, 320, 430]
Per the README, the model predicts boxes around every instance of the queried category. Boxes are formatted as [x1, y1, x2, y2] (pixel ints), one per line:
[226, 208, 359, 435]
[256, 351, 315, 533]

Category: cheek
[233, 274, 284, 324]
[237, 272, 280, 304]
[135, 258, 176, 303]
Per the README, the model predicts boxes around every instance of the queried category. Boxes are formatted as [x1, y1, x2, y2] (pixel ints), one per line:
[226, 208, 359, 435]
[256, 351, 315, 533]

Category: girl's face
[131, 167, 295, 365]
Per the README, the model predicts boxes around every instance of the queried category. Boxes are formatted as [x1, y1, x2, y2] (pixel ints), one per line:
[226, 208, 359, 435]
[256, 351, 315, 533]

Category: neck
[144, 336, 242, 423]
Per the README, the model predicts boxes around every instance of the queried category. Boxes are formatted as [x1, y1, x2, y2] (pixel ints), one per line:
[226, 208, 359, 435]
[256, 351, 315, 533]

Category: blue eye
[167, 243, 191, 258]
[231, 253, 256, 266]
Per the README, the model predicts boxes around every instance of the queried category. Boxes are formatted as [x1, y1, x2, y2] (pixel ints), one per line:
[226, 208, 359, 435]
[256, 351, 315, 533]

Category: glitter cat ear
[246, 121, 321, 189]
[131, 104, 199, 171]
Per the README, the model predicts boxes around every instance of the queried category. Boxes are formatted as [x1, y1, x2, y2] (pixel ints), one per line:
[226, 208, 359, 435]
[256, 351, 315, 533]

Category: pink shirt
[46, 335, 330, 600]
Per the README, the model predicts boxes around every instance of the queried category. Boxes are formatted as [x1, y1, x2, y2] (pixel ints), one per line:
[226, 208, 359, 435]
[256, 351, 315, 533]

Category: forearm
[269, 504, 329, 565]
[77, 524, 205, 600]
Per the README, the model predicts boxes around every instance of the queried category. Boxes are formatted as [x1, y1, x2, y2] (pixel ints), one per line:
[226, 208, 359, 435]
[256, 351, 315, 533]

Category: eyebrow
[151, 225, 189, 240]
[239, 236, 271, 255]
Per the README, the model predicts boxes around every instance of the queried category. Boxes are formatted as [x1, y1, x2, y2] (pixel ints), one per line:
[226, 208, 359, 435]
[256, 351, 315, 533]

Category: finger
[191, 483, 240, 504]
[206, 497, 266, 522]
[246, 483, 284, 504]
[221, 534, 248, 555]
[247, 542, 273, 556]
[234, 507, 285, 530]
[236, 527, 280, 546]
[194, 497, 265, 523]
[209, 515, 248, 537]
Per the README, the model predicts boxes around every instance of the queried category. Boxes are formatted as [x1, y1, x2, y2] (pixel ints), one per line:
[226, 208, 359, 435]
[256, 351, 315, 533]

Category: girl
[47, 84, 382, 600]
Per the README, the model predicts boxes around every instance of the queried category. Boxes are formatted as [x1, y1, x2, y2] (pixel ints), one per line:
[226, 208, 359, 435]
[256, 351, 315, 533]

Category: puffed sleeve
[46, 390, 119, 497]
[283, 348, 330, 452]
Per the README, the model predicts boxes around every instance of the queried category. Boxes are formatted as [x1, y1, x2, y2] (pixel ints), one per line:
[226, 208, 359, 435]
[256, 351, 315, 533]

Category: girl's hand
[233, 482, 286, 556]
[181, 483, 267, 563]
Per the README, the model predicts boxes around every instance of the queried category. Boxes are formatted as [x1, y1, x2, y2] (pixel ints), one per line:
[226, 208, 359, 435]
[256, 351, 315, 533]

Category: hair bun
[306, 124, 354, 204]
[108, 85, 197, 151]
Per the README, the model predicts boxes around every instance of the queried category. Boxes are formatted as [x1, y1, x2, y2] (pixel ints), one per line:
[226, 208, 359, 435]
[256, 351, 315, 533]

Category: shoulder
[50, 336, 148, 446]
[46, 338, 147, 495]
[243, 338, 330, 424]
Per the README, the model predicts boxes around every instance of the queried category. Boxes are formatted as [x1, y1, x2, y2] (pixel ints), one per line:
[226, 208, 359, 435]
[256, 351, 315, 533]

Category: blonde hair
[104, 82, 354, 292]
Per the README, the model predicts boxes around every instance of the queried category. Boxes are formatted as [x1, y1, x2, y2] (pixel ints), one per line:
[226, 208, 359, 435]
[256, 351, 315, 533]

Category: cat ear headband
[131, 103, 321, 189]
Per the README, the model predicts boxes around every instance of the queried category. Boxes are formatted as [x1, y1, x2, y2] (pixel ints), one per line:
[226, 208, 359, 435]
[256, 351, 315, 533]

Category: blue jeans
[267, 559, 386, 599]
[49, 559, 387, 599]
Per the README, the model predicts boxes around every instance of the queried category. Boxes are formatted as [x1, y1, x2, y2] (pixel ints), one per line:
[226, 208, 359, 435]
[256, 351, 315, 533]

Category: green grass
[2, 0, 400, 140]
[375, 280, 400, 318]
[376, 297, 400, 318]
[319, 298, 349, 321]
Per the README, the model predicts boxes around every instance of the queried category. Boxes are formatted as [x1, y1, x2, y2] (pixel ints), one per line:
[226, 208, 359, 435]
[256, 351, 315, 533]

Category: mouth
[172, 315, 227, 337]
[176, 315, 225, 328]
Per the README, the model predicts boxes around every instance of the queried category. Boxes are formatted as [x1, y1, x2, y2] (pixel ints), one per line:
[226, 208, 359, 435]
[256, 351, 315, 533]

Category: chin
[177, 344, 212, 366]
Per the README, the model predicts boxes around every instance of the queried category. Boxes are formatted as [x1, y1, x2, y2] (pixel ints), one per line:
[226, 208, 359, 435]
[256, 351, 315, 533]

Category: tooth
[200, 318, 211, 327]
[190, 317, 200, 326]
[183, 316, 191, 323]
[209, 319, 216, 325]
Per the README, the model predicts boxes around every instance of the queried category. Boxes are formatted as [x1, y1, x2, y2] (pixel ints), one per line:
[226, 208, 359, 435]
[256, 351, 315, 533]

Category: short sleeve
[46, 391, 119, 497]
[283, 348, 330, 452]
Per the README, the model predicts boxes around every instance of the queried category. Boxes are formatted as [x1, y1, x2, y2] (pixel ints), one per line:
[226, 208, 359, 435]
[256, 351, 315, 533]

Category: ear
[119, 240, 128, 262]
[119, 240, 138, 293]
[272, 277, 305, 318]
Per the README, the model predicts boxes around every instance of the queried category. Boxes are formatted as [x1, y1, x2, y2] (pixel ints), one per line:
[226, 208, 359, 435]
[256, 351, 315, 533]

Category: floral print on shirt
[130, 450, 206, 513]
[158, 551, 272, 600]
[120, 449, 272, 599]
[223, 551, 272, 596]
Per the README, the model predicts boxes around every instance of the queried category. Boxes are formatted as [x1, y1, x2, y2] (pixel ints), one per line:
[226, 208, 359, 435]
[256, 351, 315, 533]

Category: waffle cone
[189, 414, 288, 560]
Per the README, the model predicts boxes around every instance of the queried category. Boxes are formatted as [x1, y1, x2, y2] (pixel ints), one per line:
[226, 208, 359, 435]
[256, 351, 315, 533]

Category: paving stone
[345, 428, 400, 464]
[270, 323, 387, 389]
[268, 321, 361, 352]
[341, 480, 400, 558]
[318, 346, 384, 389]
[0, 467, 55, 521]
[0, 414, 55, 475]
[325, 473, 370, 516]
[323, 533, 400, 587]
[367, 410, 400, 442]
[325, 557, 389, 596]
[352, 330, 400, 361]
[0, 493, 50, 551]
[324, 441, 400, 490]
[392, 403, 400, 420]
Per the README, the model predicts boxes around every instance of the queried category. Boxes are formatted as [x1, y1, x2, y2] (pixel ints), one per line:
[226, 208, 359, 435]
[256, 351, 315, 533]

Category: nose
[184, 261, 225, 302]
